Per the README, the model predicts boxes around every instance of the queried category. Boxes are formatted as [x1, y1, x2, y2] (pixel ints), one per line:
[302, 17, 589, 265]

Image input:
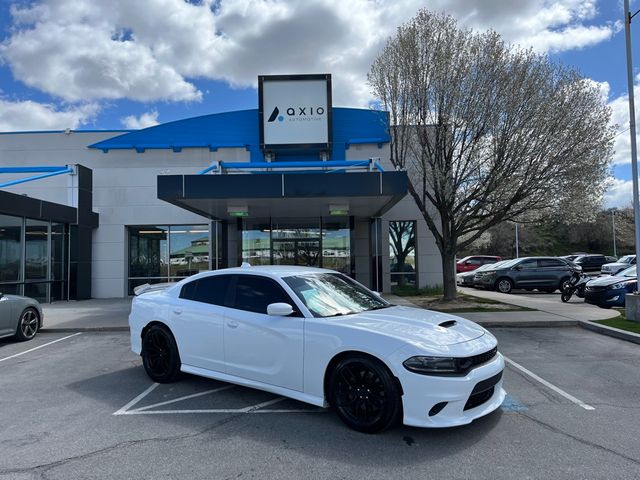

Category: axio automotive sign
[259, 74, 332, 149]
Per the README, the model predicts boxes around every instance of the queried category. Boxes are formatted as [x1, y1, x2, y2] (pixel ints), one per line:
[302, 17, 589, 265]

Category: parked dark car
[601, 255, 636, 275]
[561, 253, 588, 262]
[573, 254, 611, 273]
[456, 255, 501, 273]
[585, 266, 637, 308]
[474, 257, 578, 294]
[457, 260, 509, 287]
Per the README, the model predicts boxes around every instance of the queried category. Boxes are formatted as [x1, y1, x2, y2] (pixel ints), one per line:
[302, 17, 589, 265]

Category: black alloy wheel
[329, 355, 401, 433]
[14, 308, 39, 341]
[141, 325, 181, 383]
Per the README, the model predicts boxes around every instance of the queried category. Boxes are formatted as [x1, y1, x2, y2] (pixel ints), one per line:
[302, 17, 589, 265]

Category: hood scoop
[438, 320, 457, 328]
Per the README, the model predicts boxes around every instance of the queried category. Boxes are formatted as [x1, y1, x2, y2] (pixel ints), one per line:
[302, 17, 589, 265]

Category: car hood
[602, 262, 627, 268]
[457, 271, 476, 278]
[587, 275, 636, 287]
[328, 306, 486, 347]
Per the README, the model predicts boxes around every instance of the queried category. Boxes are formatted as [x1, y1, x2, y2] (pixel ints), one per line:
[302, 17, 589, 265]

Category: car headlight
[609, 281, 634, 290]
[403, 356, 472, 375]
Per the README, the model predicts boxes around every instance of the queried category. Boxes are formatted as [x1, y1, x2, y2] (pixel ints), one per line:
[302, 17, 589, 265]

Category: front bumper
[584, 288, 627, 307]
[395, 352, 506, 428]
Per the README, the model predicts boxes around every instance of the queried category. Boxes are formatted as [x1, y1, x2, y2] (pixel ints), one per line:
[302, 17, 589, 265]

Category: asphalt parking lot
[1, 328, 639, 480]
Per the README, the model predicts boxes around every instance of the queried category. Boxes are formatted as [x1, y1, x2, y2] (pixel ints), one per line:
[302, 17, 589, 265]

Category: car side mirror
[267, 303, 294, 316]
[514, 266, 521, 271]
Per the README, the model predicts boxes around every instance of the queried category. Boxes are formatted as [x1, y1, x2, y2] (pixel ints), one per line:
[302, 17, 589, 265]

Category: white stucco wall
[0, 130, 443, 297]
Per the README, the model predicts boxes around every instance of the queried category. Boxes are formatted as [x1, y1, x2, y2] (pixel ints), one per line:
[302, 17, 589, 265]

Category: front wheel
[329, 355, 402, 433]
[561, 292, 572, 303]
[14, 307, 39, 341]
[141, 325, 181, 383]
[496, 278, 513, 294]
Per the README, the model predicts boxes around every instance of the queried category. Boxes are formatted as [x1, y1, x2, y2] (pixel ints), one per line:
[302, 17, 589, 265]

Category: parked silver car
[601, 255, 636, 275]
[0, 293, 43, 341]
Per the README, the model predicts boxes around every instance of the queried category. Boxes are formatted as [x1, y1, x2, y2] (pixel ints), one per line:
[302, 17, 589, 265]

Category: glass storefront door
[271, 219, 321, 267]
[241, 217, 351, 275]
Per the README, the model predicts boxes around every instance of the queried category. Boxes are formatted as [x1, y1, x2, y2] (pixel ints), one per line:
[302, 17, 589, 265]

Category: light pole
[515, 222, 519, 258]
[612, 209, 617, 258]
[624, 0, 640, 311]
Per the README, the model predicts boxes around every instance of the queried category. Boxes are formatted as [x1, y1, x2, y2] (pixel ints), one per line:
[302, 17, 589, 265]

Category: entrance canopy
[158, 171, 407, 220]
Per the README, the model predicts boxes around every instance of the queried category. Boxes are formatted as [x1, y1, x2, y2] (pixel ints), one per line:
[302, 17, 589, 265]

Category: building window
[0, 215, 68, 302]
[240, 217, 351, 275]
[127, 225, 210, 295]
[389, 221, 416, 290]
[0, 214, 22, 285]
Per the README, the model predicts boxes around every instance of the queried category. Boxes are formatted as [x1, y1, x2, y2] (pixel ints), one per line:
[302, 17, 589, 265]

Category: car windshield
[618, 266, 637, 277]
[490, 258, 520, 270]
[619, 255, 634, 264]
[283, 273, 390, 318]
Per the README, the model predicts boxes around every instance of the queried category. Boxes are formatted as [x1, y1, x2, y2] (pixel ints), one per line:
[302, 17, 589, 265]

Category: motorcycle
[561, 271, 590, 303]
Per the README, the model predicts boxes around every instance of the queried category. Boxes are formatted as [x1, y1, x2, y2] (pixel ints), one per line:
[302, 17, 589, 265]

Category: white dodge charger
[129, 265, 505, 433]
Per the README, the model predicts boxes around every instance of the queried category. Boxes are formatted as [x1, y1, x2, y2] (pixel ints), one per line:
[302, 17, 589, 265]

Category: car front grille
[586, 285, 607, 292]
[469, 346, 498, 368]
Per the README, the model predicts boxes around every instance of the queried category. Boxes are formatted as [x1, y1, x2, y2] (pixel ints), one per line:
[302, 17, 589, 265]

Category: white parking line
[132, 385, 235, 412]
[0, 332, 82, 364]
[113, 383, 159, 415]
[503, 356, 595, 411]
[114, 383, 325, 416]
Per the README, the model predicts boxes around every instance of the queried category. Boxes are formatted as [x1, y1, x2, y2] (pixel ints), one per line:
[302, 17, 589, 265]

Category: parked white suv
[601, 255, 636, 275]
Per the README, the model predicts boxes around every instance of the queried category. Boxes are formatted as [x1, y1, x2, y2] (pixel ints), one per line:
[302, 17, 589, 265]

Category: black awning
[158, 171, 407, 220]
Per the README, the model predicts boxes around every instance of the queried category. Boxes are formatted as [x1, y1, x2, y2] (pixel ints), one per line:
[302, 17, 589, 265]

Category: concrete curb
[476, 320, 579, 328]
[579, 320, 640, 345]
[41, 326, 130, 333]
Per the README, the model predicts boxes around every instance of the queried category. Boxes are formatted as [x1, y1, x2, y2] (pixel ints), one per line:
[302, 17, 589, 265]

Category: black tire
[561, 292, 571, 303]
[560, 277, 571, 292]
[14, 307, 39, 341]
[495, 278, 513, 294]
[141, 325, 181, 383]
[329, 355, 402, 434]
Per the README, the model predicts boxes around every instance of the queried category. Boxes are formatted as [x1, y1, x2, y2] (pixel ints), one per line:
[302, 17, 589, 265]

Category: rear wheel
[141, 325, 181, 383]
[496, 278, 513, 294]
[14, 307, 39, 341]
[329, 355, 401, 433]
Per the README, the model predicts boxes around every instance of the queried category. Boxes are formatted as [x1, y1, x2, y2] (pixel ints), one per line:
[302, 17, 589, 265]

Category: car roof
[187, 265, 336, 281]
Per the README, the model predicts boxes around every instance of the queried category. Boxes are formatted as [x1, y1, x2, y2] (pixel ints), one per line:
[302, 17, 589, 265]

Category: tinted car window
[180, 280, 198, 300]
[518, 259, 538, 269]
[467, 258, 483, 265]
[192, 275, 232, 306]
[539, 259, 564, 268]
[232, 275, 294, 314]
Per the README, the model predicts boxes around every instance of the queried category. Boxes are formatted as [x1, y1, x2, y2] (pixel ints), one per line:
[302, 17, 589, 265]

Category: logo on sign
[267, 105, 325, 123]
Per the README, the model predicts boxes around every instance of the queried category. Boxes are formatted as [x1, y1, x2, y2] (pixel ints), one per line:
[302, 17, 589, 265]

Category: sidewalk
[41, 298, 131, 331]
[457, 287, 620, 322]
[41, 287, 619, 332]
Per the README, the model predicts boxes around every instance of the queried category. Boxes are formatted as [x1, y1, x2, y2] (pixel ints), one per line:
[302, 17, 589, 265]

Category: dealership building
[0, 74, 442, 301]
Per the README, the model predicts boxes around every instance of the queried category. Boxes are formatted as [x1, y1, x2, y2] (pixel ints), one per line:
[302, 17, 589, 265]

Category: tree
[368, 10, 614, 300]
[389, 221, 416, 286]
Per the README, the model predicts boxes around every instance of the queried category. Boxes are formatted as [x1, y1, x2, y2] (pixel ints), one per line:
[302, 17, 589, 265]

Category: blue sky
[0, 0, 638, 206]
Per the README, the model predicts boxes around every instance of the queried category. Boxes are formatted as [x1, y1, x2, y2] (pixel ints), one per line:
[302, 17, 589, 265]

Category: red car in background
[456, 255, 502, 273]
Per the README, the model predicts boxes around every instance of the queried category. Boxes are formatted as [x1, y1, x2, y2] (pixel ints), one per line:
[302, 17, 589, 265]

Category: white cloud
[0, 0, 620, 106]
[604, 178, 634, 208]
[0, 99, 98, 131]
[121, 110, 159, 129]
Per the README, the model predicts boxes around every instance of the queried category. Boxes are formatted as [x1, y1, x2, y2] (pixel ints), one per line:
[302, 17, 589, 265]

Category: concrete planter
[625, 293, 640, 322]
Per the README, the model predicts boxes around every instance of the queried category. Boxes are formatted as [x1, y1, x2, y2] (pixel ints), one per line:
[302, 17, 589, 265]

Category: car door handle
[227, 320, 239, 328]
[173, 308, 182, 315]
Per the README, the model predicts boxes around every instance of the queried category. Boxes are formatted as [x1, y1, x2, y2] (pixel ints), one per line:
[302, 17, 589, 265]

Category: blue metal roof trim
[88, 108, 390, 162]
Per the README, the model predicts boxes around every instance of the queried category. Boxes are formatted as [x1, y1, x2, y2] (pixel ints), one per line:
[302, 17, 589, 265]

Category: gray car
[474, 257, 578, 294]
[0, 293, 43, 341]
